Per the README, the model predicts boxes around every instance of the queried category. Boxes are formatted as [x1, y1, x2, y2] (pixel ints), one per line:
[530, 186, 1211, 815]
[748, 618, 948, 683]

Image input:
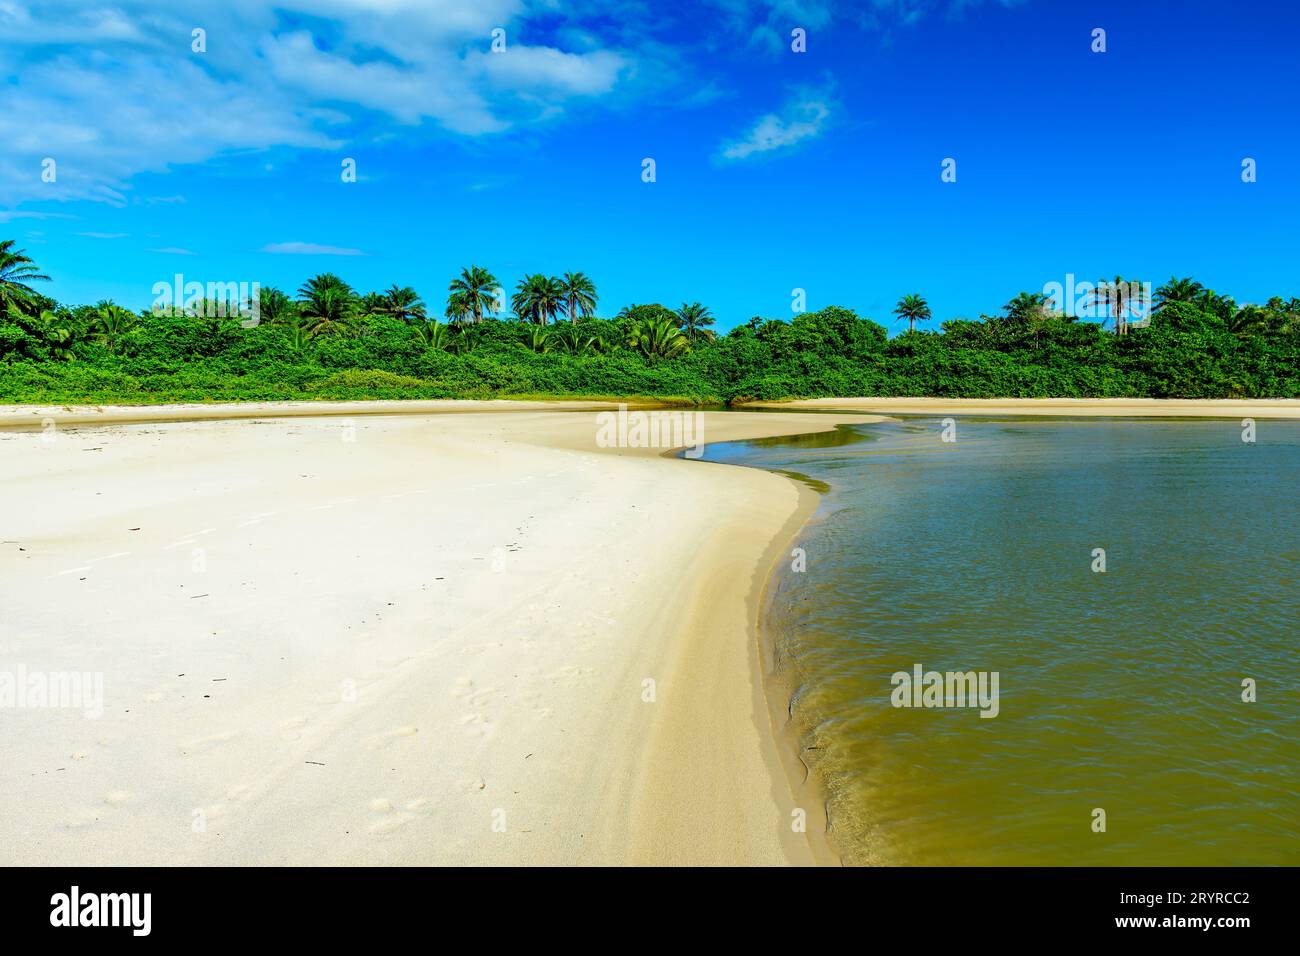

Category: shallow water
[704, 417, 1299, 865]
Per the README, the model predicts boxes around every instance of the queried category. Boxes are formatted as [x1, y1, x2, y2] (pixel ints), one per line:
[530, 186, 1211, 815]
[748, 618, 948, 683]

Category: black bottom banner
[0, 866, 1285, 943]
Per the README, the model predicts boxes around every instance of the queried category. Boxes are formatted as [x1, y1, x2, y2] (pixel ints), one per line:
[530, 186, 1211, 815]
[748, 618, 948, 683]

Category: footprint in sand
[464, 641, 509, 652]
[454, 775, 486, 793]
[66, 807, 104, 828]
[279, 715, 308, 741]
[144, 691, 164, 704]
[366, 796, 430, 835]
[547, 665, 595, 682]
[370, 725, 418, 749]
[368, 812, 412, 835]
[450, 676, 475, 698]
[66, 791, 130, 828]
[226, 783, 252, 801]
[460, 713, 495, 739]
[179, 731, 237, 755]
[467, 687, 498, 707]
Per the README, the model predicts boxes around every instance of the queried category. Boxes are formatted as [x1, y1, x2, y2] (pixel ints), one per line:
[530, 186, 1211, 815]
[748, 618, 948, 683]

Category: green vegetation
[2, 243, 1299, 405]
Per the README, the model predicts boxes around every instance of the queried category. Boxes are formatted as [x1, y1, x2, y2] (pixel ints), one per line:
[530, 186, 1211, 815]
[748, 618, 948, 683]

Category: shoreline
[1, 402, 881, 865]
[0, 399, 634, 431]
[570, 410, 885, 864]
[747, 397, 1300, 418]
[748, 476, 841, 866]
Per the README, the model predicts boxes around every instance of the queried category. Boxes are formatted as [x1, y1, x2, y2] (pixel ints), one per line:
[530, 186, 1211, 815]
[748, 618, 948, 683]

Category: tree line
[0, 245, 721, 363]
[2, 239, 1298, 404]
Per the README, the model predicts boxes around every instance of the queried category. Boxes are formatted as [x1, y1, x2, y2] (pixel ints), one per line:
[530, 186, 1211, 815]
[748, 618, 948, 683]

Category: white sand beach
[0, 403, 878, 866]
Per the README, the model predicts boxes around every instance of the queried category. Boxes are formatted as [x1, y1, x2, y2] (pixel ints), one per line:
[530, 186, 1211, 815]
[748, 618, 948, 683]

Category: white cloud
[0, 210, 75, 223]
[0, 2, 145, 44]
[0, 46, 340, 206]
[149, 247, 196, 255]
[471, 45, 626, 96]
[263, 242, 366, 256]
[0, 0, 638, 207]
[719, 86, 833, 161]
[77, 232, 128, 239]
[258, 31, 505, 135]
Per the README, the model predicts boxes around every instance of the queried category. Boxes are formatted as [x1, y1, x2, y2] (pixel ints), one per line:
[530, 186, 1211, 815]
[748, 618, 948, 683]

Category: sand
[748, 397, 1300, 418]
[0, 402, 880, 866]
[0, 398, 632, 430]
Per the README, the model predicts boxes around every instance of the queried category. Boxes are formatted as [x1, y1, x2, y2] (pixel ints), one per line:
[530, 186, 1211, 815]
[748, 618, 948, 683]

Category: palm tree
[1154, 276, 1203, 313]
[37, 309, 78, 361]
[358, 291, 386, 317]
[552, 324, 601, 355]
[295, 274, 358, 337]
[297, 273, 351, 300]
[627, 315, 688, 362]
[0, 240, 50, 319]
[616, 303, 677, 328]
[1264, 297, 1300, 334]
[593, 330, 618, 354]
[674, 302, 716, 342]
[257, 287, 294, 325]
[1193, 289, 1236, 322]
[528, 326, 552, 353]
[558, 272, 598, 323]
[447, 266, 498, 324]
[299, 285, 358, 337]
[1086, 276, 1145, 335]
[893, 293, 932, 333]
[1002, 291, 1053, 323]
[285, 312, 313, 351]
[444, 292, 472, 325]
[90, 301, 139, 354]
[447, 323, 481, 354]
[1228, 305, 1268, 335]
[511, 274, 566, 325]
[379, 285, 426, 323]
[414, 319, 451, 350]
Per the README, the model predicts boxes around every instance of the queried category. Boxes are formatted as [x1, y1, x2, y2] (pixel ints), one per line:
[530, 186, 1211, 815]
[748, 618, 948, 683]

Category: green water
[705, 417, 1299, 866]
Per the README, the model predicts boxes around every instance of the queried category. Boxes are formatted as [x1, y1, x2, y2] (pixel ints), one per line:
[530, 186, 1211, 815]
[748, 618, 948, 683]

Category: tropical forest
[2, 240, 1298, 405]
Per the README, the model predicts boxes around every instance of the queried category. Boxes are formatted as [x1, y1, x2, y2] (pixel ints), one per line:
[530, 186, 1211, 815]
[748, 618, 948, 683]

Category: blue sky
[3, 0, 1298, 332]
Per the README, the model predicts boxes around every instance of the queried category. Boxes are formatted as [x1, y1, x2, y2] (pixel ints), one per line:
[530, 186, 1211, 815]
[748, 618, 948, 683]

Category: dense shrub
[2, 302, 1298, 404]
